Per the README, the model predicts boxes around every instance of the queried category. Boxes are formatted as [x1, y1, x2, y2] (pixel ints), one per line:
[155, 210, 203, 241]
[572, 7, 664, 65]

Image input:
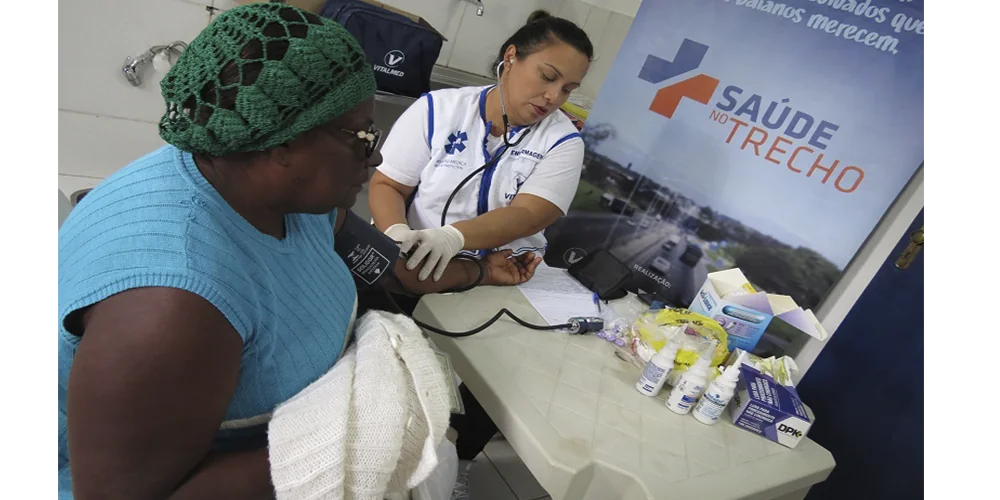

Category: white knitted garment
[267, 311, 452, 500]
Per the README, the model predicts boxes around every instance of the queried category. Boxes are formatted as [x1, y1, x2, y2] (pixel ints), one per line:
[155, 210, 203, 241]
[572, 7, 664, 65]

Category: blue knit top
[57, 145, 358, 497]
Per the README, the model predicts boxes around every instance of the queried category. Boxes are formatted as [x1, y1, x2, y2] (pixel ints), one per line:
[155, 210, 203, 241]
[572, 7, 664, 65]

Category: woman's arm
[452, 138, 584, 250]
[336, 209, 485, 295]
[170, 448, 272, 500]
[67, 288, 274, 500]
[369, 171, 415, 231]
[388, 250, 542, 296]
[387, 257, 478, 295]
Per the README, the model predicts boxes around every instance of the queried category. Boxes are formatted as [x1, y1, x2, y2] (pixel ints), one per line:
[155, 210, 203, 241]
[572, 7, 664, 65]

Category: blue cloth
[57, 145, 357, 498]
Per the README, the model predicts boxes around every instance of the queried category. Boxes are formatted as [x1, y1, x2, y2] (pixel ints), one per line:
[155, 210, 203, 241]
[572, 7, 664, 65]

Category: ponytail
[492, 11, 593, 76]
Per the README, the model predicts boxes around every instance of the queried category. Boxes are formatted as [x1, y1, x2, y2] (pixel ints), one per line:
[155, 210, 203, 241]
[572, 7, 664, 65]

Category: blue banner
[545, 0, 923, 310]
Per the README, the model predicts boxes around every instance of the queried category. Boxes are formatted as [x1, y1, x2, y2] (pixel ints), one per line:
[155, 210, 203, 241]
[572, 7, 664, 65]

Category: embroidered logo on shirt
[504, 173, 529, 202]
[445, 131, 468, 155]
[510, 149, 544, 160]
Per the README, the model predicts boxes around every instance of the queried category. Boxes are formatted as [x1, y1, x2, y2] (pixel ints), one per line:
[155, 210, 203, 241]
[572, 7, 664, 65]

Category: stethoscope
[439, 58, 533, 227]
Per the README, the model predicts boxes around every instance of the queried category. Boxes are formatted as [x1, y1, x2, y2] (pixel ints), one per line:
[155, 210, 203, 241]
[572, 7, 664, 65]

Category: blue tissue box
[730, 364, 813, 448]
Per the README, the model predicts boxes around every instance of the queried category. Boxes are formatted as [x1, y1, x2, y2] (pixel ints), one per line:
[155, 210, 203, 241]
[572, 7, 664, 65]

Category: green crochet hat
[159, 3, 376, 156]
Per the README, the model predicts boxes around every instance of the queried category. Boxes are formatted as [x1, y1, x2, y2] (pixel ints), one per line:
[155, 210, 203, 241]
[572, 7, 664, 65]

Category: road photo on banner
[544, 0, 924, 310]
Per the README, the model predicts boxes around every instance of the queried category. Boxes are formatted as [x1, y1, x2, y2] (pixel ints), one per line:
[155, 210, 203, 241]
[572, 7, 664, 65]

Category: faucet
[463, 0, 484, 16]
[122, 41, 188, 87]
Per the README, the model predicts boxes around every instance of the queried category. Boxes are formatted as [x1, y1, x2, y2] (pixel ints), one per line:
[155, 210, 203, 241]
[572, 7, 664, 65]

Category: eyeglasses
[340, 124, 382, 158]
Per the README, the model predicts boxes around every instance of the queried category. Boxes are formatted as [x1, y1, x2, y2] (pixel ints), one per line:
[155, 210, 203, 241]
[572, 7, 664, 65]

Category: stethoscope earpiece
[495, 57, 528, 149]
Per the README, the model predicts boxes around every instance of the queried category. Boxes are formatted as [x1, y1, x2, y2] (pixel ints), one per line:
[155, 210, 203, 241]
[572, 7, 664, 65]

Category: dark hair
[493, 11, 594, 77]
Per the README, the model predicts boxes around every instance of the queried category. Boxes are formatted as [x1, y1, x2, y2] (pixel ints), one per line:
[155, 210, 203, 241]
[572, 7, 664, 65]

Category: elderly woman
[57, 4, 539, 499]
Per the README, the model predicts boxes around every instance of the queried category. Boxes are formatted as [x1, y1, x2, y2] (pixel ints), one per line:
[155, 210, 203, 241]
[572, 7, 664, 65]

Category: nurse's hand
[483, 250, 543, 286]
[385, 223, 420, 254]
[406, 225, 466, 282]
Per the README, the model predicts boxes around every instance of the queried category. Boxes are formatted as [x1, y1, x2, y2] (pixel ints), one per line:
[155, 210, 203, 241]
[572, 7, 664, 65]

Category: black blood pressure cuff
[334, 210, 401, 290]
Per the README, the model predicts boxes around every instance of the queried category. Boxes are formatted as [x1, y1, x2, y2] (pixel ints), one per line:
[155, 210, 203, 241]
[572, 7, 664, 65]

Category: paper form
[517, 264, 600, 326]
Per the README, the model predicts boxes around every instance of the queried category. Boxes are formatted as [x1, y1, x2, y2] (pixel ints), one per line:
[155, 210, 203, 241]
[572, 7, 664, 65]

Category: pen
[593, 292, 602, 314]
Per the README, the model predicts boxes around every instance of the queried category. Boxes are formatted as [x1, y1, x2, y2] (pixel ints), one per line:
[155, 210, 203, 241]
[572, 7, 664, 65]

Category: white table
[415, 286, 835, 500]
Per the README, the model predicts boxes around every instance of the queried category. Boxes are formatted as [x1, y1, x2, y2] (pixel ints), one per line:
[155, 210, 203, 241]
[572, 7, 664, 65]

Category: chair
[58, 189, 73, 229]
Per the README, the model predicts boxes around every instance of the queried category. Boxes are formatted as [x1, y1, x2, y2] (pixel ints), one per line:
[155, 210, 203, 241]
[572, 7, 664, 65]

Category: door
[798, 210, 923, 499]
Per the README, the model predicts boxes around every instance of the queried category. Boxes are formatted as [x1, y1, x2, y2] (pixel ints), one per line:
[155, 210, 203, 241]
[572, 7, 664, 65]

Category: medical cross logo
[637, 38, 863, 195]
[505, 173, 528, 201]
[638, 39, 720, 119]
[445, 131, 468, 155]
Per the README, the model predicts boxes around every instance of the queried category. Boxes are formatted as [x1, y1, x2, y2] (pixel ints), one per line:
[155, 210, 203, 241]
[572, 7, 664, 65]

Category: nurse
[369, 12, 593, 283]
[370, 13, 594, 499]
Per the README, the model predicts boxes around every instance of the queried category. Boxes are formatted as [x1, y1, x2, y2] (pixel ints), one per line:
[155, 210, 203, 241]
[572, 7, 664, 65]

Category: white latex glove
[405, 225, 466, 282]
[385, 223, 420, 254]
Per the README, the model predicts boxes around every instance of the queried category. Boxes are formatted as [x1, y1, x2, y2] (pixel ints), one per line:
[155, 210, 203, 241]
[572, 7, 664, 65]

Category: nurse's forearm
[452, 206, 552, 250]
[369, 178, 410, 231]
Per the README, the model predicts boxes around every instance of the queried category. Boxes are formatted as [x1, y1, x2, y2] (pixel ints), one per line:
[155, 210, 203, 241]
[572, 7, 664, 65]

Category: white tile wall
[444, 0, 564, 77]
[58, 175, 103, 202]
[577, 0, 641, 17]
[59, 0, 209, 122]
[59, 112, 165, 179]
[580, 6, 613, 51]
[59, 0, 211, 183]
[212, 0, 241, 11]
[556, 0, 592, 27]
[581, 11, 633, 98]
[58, 0, 638, 185]
[375, 0, 637, 98]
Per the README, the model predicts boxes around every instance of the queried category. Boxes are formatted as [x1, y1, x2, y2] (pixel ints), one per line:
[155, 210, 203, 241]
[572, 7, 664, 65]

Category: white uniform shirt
[377, 85, 584, 257]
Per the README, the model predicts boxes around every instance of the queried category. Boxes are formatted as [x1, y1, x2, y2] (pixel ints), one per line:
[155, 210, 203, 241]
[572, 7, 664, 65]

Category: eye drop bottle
[635, 337, 681, 397]
[665, 340, 717, 415]
[692, 351, 746, 425]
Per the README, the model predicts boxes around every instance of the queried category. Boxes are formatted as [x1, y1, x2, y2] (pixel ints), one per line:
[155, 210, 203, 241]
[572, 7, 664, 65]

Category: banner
[544, 0, 924, 311]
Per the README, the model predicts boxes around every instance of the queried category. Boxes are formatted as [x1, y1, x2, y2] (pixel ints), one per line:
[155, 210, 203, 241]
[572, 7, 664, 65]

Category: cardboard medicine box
[688, 268, 827, 352]
[730, 364, 813, 448]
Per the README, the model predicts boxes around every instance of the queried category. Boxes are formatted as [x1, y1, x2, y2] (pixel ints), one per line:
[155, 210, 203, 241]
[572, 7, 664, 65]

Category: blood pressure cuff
[334, 210, 400, 290]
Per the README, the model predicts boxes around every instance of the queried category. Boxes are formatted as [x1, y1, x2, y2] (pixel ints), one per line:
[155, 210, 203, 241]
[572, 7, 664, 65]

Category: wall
[58, 0, 636, 199]
[58, 0, 213, 199]
[374, 0, 634, 99]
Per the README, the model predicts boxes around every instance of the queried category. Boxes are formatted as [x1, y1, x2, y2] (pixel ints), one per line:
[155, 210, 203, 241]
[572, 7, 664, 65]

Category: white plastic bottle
[665, 340, 717, 415]
[635, 339, 681, 397]
[692, 352, 746, 425]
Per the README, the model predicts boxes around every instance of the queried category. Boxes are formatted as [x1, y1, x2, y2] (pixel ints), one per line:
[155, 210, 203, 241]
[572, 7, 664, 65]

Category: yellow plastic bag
[632, 308, 729, 384]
